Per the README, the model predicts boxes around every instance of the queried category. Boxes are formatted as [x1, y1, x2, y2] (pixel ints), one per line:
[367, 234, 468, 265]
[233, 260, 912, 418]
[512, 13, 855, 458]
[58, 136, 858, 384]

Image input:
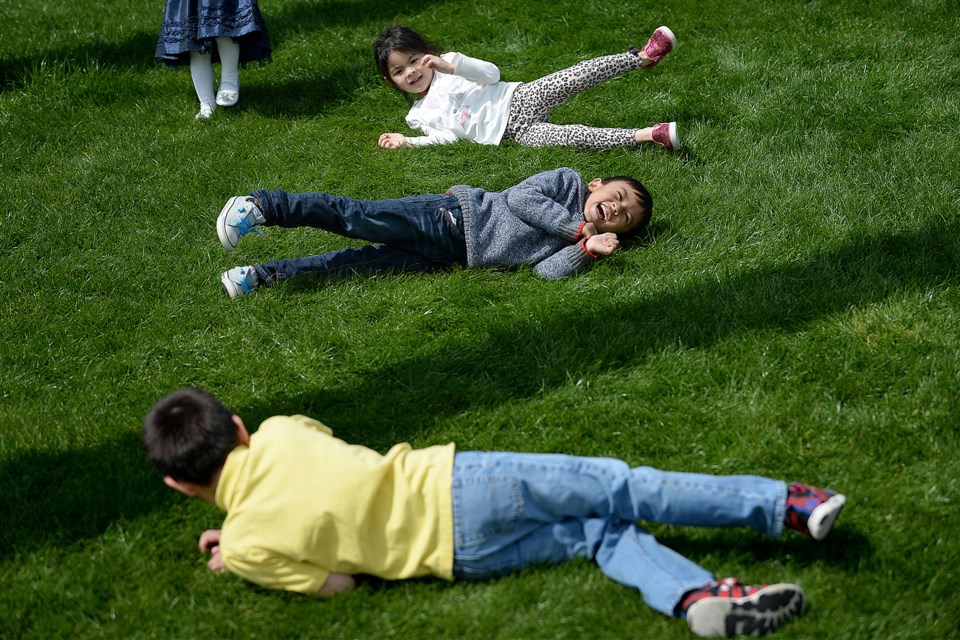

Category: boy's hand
[419, 54, 455, 74]
[379, 133, 410, 149]
[207, 546, 226, 573]
[198, 529, 226, 573]
[580, 222, 598, 239]
[586, 232, 620, 256]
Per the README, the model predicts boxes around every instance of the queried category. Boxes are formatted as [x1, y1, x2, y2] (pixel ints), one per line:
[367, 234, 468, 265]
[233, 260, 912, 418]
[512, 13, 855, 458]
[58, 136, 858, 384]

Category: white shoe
[221, 266, 259, 298]
[216, 87, 239, 107]
[217, 196, 265, 251]
[196, 103, 215, 119]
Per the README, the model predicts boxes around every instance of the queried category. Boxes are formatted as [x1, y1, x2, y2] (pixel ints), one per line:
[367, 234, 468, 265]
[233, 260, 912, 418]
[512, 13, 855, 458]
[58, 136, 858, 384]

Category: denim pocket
[451, 474, 524, 550]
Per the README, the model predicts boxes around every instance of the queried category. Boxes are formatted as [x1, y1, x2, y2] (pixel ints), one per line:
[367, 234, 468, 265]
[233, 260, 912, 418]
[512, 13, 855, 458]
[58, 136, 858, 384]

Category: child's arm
[438, 52, 500, 84]
[504, 169, 592, 239]
[380, 127, 460, 148]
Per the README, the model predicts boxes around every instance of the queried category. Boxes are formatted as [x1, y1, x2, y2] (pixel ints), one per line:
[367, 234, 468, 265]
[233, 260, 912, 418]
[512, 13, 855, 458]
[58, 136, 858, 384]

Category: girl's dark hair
[373, 25, 441, 91]
[601, 176, 653, 237]
[142, 387, 240, 485]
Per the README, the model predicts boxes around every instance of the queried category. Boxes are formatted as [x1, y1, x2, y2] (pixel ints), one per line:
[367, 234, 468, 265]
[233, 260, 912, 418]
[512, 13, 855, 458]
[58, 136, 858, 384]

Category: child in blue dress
[155, 0, 271, 119]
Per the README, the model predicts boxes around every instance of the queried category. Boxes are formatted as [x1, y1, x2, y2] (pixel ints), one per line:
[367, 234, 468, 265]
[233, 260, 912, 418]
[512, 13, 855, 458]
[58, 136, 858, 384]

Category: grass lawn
[1, 0, 958, 637]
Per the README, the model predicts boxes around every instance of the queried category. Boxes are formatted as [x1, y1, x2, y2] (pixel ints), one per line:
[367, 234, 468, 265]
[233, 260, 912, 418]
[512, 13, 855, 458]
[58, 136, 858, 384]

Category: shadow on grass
[0, 431, 169, 560]
[242, 215, 958, 444]
[2, 218, 954, 560]
[652, 527, 873, 575]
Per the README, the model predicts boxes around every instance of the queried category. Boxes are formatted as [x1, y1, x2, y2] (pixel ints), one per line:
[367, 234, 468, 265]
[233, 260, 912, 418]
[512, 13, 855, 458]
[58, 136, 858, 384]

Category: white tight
[189, 36, 240, 107]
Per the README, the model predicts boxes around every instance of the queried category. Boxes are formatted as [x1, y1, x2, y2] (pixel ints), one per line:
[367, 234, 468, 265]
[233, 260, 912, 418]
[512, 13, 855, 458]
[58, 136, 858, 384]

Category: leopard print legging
[502, 51, 646, 149]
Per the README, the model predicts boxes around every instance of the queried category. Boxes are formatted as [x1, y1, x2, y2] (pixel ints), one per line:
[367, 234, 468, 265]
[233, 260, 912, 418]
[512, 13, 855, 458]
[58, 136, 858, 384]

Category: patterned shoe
[217, 196, 265, 251]
[681, 578, 806, 637]
[221, 266, 259, 298]
[651, 121, 679, 150]
[640, 26, 677, 68]
[785, 482, 846, 541]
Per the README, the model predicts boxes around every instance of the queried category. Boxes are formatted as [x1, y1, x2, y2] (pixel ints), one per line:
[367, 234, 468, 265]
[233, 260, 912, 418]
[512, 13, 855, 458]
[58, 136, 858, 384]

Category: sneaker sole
[666, 121, 680, 149]
[808, 493, 846, 541]
[656, 25, 678, 51]
[686, 584, 806, 637]
[217, 196, 245, 251]
[220, 270, 241, 298]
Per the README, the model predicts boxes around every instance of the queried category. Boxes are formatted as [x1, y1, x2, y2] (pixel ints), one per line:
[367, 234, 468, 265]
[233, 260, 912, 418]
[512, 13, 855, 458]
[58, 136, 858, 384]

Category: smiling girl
[374, 24, 679, 150]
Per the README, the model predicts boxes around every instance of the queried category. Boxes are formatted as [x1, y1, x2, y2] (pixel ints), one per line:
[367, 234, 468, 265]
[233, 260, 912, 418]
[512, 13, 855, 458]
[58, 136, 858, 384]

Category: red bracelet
[579, 238, 598, 259]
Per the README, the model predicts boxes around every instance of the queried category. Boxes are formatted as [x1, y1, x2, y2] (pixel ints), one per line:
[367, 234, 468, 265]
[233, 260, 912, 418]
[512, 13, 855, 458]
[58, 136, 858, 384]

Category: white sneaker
[221, 266, 258, 298]
[217, 196, 265, 251]
[196, 103, 215, 119]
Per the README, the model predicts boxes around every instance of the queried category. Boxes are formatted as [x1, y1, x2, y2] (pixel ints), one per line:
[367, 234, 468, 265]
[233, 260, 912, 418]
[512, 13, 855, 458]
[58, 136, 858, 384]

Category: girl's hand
[586, 232, 620, 256]
[580, 222, 598, 239]
[419, 54, 454, 74]
[379, 133, 410, 149]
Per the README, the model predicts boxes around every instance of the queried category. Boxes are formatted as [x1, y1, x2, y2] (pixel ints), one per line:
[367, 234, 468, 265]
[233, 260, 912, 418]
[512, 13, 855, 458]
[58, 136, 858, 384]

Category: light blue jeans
[451, 452, 787, 617]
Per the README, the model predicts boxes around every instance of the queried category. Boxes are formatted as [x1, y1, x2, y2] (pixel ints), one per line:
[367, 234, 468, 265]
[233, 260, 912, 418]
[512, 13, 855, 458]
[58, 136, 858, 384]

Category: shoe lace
[232, 209, 263, 239]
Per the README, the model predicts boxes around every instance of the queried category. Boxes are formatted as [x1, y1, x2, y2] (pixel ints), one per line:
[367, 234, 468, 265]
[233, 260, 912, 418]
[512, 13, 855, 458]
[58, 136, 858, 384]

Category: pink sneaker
[640, 26, 677, 68]
[650, 121, 679, 150]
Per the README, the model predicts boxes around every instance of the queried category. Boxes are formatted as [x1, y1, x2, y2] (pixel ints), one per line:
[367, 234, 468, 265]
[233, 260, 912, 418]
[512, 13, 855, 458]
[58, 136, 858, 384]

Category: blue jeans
[451, 452, 787, 617]
[250, 189, 468, 283]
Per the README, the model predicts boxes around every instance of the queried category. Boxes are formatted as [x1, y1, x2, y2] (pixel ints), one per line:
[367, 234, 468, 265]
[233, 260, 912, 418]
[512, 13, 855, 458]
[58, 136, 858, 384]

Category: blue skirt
[156, 0, 271, 66]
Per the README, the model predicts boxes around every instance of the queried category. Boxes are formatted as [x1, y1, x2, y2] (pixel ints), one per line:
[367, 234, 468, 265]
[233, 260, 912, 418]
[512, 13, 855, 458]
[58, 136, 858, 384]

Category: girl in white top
[374, 25, 680, 151]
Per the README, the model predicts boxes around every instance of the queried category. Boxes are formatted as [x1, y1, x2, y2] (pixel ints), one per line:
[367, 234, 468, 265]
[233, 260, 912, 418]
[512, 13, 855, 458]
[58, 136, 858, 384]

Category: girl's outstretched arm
[379, 133, 411, 149]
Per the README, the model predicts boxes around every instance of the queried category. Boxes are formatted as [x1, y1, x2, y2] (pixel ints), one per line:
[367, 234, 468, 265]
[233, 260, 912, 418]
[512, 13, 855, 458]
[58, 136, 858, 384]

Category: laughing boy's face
[582, 178, 646, 235]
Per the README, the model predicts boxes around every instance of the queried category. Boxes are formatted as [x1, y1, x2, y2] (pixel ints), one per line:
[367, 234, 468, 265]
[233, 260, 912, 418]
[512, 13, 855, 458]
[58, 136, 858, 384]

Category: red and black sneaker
[785, 482, 846, 541]
[679, 577, 806, 637]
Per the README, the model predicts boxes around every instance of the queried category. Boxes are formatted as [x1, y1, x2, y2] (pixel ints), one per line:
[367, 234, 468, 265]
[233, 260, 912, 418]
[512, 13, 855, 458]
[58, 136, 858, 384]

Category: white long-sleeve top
[404, 52, 521, 147]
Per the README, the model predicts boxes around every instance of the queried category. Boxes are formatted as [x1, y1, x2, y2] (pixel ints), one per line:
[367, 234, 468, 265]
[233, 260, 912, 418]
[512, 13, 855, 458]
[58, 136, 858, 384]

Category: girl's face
[385, 50, 433, 96]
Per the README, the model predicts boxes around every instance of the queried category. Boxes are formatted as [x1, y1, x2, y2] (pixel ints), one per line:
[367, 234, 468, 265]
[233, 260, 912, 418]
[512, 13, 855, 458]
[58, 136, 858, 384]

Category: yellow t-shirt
[214, 415, 455, 595]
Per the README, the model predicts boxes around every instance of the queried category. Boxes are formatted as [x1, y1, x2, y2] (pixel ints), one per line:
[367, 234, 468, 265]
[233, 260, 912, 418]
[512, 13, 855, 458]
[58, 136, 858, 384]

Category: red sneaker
[651, 121, 679, 150]
[640, 26, 677, 68]
[680, 578, 806, 637]
[785, 482, 846, 541]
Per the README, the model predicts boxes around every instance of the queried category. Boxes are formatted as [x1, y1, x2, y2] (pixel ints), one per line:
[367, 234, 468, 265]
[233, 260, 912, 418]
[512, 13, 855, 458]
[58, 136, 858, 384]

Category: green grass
[1, 0, 958, 637]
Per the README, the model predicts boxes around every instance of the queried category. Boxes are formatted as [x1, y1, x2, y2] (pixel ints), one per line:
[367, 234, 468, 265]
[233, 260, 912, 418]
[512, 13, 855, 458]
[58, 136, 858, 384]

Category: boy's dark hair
[373, 25, 441, 92]
[601, 176, 653, 238]
[142, 387, 240, 485]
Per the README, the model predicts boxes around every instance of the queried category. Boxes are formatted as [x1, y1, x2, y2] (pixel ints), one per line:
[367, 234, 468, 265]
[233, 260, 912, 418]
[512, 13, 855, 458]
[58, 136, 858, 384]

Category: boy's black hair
[601, 176, 653, 238]
[373, 25, 441, 92]
[142, 387, 240, 485]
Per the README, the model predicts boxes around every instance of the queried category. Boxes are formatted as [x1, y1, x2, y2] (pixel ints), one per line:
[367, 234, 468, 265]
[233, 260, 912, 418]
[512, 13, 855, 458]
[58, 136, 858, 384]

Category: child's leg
[452, 451, 789, 537]
[189, 51, 216, 117]
[253, 245, 452, 284]
[514, 122, 638, 149]
[507, 51, 644, 128]
[215, 36, 240, 106]
[250, 189, 466, 262]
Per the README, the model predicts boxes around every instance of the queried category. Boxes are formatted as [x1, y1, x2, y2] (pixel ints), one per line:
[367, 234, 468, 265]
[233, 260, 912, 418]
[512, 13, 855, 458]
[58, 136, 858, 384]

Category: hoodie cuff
[579, 238, 598, 260]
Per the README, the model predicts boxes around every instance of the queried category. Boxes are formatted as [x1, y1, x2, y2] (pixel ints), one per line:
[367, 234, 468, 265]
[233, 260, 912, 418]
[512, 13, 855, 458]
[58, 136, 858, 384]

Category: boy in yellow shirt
[143, 387, 846, 638]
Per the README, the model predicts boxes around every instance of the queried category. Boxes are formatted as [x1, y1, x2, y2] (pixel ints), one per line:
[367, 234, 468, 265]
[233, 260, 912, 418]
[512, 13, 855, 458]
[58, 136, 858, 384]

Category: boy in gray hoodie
[216, 167, 651, 297]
